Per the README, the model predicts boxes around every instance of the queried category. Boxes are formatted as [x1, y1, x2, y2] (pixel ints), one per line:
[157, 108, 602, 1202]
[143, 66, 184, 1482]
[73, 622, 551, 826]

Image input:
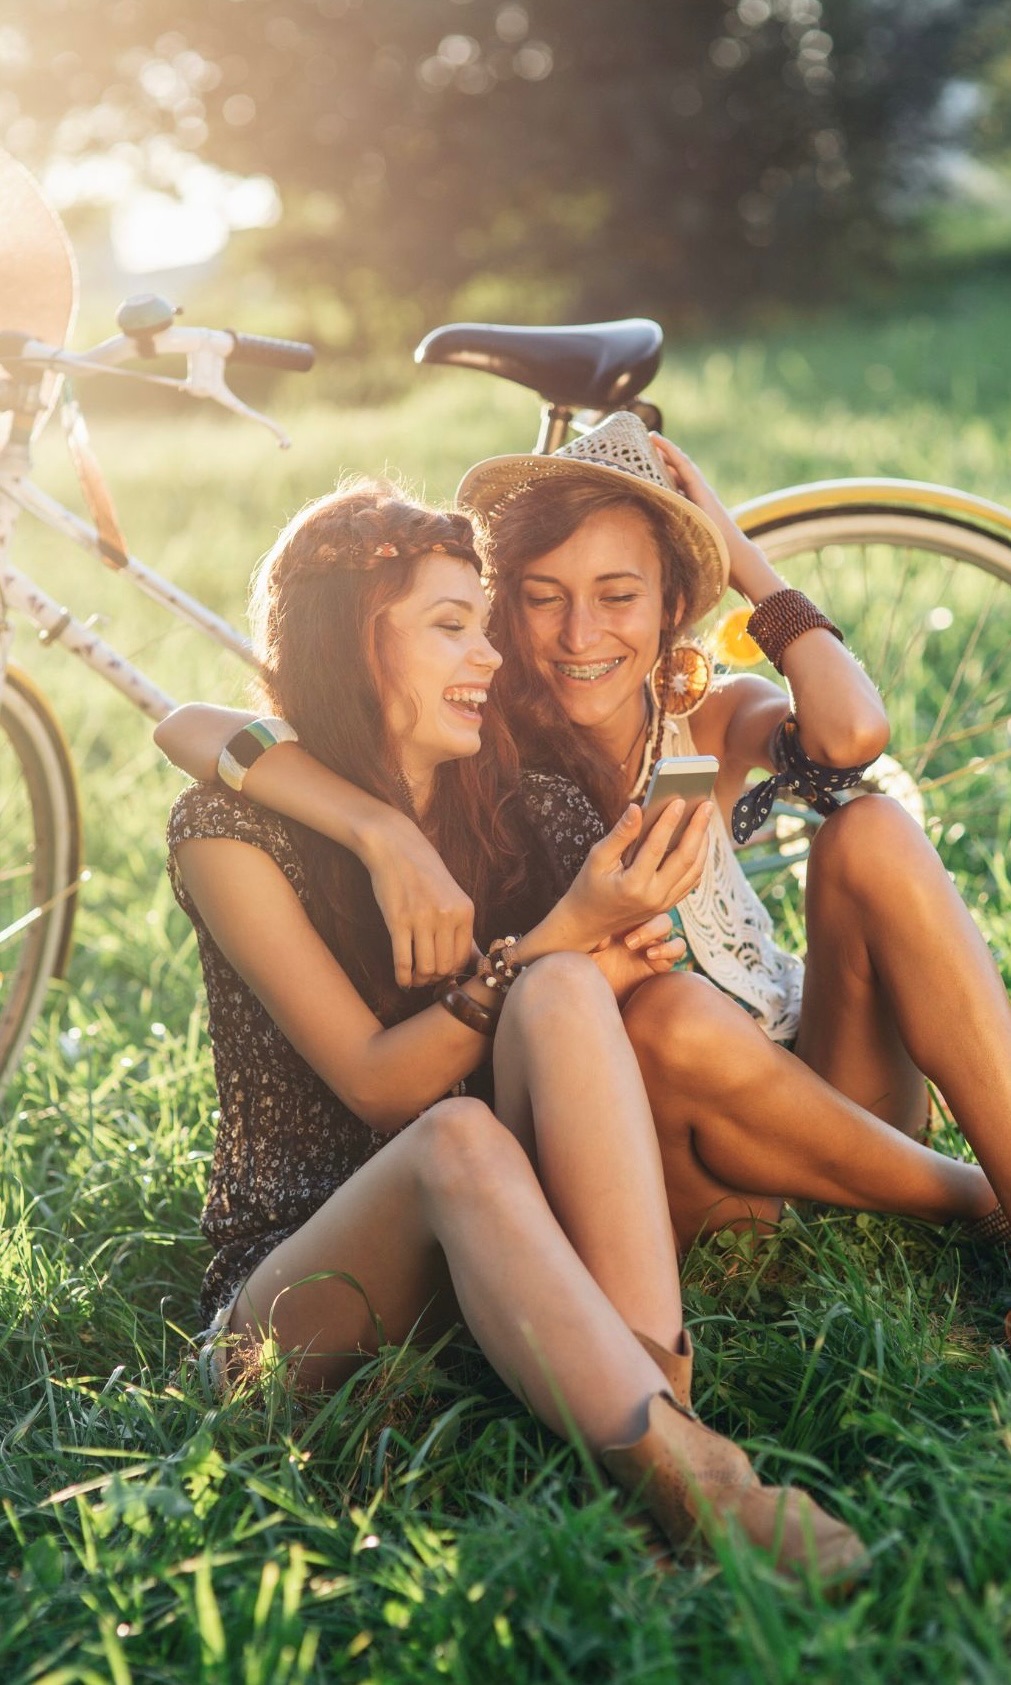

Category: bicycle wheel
[0, 664, 81, 1096]
[720, 480, 1011, 889]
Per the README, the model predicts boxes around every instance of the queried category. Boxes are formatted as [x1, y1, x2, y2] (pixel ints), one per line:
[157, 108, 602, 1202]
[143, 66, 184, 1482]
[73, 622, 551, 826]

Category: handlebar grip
[227, 332, 315, 373]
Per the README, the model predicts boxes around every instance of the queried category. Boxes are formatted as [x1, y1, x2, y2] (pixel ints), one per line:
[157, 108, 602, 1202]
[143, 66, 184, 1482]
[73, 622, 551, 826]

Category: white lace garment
[631, 714, 804, 1044]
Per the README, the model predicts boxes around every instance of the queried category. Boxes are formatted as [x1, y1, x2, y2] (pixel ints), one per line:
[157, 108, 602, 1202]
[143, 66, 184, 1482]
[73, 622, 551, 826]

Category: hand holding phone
[631, 754, 719, 860]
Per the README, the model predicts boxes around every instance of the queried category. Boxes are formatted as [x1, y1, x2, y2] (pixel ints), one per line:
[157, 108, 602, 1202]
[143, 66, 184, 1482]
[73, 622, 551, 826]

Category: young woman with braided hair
[160, 480, 867, 1585]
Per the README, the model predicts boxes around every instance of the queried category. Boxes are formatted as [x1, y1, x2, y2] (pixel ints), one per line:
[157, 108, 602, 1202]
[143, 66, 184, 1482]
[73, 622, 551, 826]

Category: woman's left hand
[591, 917, 686, 1005]
[651, 434, 775, 602]
[623, 910, 685, 969]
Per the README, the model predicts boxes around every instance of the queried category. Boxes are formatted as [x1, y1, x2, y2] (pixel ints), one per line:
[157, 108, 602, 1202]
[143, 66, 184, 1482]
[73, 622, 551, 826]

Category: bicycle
[3, 156, 1011, 1093]
[0, 151, 314, 1090]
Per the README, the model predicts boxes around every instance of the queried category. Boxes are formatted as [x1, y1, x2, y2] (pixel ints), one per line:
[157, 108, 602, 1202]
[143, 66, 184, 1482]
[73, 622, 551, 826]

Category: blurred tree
[1, 0, 1003, 344]
[966, 6, 1011, 167]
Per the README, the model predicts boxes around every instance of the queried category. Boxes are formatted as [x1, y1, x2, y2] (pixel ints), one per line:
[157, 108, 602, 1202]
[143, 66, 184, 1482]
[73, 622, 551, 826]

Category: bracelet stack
[218, 717, 300, 792]
[746, 589, 843, 674]
[483, 934, 524, 991]
[436, 935, 526, 1037]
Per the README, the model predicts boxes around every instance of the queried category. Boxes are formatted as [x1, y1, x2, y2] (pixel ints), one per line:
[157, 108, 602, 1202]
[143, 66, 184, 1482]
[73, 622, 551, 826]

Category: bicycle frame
[0, 327, 285, 721]
[0, 460, 257, 722]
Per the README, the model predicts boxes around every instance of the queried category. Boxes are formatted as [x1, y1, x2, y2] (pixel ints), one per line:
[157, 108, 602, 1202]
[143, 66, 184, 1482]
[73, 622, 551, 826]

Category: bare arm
[176, 835, 490, 1132]
[653, 437, 891, 769]
[155, 704, 475, 987]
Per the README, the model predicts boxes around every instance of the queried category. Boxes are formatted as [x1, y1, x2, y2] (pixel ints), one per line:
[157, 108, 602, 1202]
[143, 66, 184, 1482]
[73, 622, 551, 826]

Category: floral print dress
[167, 773, 604, 1326]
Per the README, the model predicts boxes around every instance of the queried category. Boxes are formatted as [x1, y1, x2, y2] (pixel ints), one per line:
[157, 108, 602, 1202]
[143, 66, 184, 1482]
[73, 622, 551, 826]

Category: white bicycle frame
[0, 324, 282, 719]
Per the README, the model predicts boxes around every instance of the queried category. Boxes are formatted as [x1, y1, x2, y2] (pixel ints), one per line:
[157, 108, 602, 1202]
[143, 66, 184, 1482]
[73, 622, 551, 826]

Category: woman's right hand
[360, 811, 475, 988]
[533, 797, 712, 956]
[154, 704, 474, 987]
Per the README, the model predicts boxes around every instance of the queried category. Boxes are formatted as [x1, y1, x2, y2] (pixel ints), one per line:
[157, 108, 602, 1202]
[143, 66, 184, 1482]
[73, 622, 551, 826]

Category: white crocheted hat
[456, 411, 730, 619]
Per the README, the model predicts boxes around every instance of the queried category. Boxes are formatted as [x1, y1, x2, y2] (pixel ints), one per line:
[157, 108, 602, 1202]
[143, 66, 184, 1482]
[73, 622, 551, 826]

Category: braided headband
[296, 536, 479, 575]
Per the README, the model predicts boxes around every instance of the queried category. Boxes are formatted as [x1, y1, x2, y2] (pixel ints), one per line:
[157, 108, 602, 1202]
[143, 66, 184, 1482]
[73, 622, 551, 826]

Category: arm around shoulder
[156, 702, 476, 985]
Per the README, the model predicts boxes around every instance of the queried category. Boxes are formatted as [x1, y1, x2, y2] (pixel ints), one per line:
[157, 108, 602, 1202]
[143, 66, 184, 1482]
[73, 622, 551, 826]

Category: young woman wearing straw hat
[158, 479, 870, 1584]
[157, 418, 1011, 1253]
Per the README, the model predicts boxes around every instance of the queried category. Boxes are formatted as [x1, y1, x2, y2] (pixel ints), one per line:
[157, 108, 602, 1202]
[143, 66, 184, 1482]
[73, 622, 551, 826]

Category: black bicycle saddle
[414, 318, 663, 409]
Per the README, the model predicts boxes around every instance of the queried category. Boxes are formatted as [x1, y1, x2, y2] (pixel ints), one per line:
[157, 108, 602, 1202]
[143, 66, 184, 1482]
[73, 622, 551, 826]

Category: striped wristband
[217, 717, 299, 792]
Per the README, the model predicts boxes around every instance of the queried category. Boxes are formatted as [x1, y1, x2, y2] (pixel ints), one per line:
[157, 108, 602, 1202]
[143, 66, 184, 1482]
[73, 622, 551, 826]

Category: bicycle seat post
[536, 402, 575, 455]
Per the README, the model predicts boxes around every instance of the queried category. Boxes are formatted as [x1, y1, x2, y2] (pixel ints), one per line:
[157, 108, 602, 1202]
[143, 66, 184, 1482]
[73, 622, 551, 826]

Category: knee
[623, 971, 745, 1085]
[500, 950, 618, 1042]
[414, 1097, 530, 1211]
[808, 794, 921, 901]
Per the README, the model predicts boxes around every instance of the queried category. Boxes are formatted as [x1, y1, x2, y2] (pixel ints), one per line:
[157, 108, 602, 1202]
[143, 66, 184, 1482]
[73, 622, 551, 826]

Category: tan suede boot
[634, 1329, 695, 1413]
[602, 1392, 869, 1589]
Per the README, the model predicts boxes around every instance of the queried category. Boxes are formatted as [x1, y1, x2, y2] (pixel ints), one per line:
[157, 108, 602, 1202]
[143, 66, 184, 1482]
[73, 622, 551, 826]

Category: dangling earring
[649, 633, 712, 719]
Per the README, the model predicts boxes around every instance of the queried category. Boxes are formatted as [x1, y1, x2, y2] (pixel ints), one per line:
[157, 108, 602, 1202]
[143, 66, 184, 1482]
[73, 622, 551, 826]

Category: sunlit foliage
[1, 6, 1005, 350]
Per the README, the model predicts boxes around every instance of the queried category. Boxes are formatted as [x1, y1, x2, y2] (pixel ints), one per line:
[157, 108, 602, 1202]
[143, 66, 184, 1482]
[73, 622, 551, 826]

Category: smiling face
[381, 552, 502, 805]
[518, 506, 667, 766]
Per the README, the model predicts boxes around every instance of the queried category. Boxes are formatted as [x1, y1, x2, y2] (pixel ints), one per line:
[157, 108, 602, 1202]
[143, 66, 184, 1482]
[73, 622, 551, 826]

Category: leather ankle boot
[635, 1329, 695, 1413]
[602, 1392, 868, 1589]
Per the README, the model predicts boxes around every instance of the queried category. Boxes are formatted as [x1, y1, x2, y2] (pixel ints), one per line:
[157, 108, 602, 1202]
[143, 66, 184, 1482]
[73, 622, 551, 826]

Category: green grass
[2, 284, 1011, 1682]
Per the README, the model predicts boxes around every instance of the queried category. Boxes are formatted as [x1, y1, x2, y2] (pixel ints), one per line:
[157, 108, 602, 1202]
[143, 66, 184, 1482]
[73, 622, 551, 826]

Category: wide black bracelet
[731, 714, 876, 844]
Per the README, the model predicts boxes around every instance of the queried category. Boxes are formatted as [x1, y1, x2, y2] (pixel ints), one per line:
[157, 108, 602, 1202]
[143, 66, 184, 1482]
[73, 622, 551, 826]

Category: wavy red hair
[249, 480, 527, 1014]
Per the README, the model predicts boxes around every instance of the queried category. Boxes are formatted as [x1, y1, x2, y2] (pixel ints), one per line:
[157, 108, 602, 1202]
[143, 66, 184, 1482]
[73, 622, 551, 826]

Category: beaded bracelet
[218, 717, 299, 792]
[746, 589, 843, 674]
[478, 934, 525, 994]
[436, 977, 502, 1036]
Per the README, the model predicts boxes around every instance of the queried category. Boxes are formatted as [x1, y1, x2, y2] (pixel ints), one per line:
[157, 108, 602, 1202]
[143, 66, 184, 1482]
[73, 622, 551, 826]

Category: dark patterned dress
[167, 773, 604, 1326]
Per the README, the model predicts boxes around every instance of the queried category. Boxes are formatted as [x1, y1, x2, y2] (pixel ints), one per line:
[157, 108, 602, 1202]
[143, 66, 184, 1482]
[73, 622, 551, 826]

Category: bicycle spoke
[914, 590, 1000, 779]
[872, 545, 919, 686]
[748, 499, 1011, 894]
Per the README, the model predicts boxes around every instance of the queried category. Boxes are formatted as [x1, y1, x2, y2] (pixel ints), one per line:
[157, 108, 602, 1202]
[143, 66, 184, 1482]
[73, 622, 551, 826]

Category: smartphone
[633, 754, 719, 857]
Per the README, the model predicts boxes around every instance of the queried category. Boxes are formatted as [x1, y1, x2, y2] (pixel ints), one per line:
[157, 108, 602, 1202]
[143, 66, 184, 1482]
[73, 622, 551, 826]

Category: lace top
[167, 772, 603, 1324]
[630, 714, 804, 1044]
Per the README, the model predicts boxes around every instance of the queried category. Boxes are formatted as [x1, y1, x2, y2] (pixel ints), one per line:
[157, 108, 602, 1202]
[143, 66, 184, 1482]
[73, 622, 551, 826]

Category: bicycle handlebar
[1, 320, 316, 448]
[227, 332, 315, 372]
[5, 323, 313, 372]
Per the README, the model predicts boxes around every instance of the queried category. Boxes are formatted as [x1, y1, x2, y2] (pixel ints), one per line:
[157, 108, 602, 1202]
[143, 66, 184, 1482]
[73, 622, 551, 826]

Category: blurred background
[4, 0, 1011, 394]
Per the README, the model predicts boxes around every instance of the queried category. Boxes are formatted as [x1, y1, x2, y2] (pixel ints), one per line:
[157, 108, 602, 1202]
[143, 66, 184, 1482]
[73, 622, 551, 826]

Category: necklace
[395, 768, 418, 815]
[616, 700, 650, 776]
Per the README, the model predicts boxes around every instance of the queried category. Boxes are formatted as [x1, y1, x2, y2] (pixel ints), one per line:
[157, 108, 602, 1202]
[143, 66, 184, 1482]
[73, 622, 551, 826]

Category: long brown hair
[481, 472, 698, 825]
[249, 480, 526, 1015]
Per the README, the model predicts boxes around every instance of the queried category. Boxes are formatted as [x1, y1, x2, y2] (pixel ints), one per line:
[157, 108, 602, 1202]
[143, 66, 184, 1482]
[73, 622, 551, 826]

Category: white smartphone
[633, 754, 719, 857]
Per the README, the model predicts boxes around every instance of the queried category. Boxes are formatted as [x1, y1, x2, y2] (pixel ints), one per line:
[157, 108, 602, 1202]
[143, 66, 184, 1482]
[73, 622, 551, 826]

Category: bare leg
[797, 796, 1011, 1216]
[230, 1094, 868, 1580]
[492, 953, 683, 1347]
[232, 1097, 673, 1447]
[622, 970, 994, 1248]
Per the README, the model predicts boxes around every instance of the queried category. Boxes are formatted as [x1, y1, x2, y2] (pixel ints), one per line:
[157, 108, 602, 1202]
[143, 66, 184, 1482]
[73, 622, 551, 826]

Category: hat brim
[456, 451, 730, 621]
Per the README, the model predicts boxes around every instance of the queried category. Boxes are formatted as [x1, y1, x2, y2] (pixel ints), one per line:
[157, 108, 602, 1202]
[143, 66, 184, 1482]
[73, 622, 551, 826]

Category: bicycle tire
[721, 480, 1011, 887]
[0, 664, 81, 1097]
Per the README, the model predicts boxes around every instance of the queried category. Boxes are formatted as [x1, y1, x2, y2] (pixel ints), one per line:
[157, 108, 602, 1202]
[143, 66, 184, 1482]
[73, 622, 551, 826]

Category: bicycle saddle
[414, 318, 663, 409]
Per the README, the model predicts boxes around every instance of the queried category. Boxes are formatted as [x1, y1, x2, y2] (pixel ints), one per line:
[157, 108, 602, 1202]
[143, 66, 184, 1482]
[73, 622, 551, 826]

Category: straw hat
[456, 410, 730, 620]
